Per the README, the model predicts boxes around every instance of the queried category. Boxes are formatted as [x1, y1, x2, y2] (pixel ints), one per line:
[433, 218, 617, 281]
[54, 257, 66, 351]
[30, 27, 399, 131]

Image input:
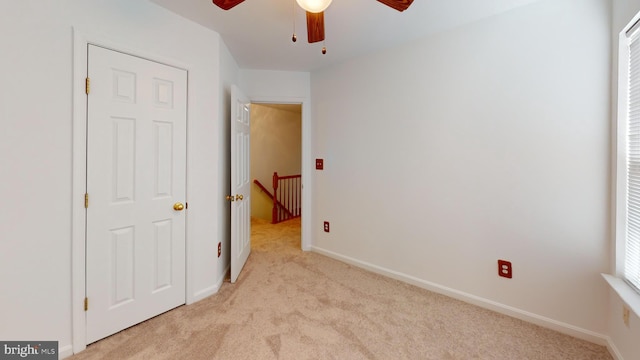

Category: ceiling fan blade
[376, 0, 414, 12]
[306, 11, 325, 43]
[212, 0, 245, 10]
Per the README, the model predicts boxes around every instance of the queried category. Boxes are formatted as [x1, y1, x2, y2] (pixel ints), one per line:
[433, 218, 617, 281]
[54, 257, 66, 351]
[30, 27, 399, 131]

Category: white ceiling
[150, 0, 542, 72]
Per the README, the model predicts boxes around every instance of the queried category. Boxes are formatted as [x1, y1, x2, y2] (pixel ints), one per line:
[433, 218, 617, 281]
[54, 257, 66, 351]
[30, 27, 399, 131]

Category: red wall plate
[498, 260, 512, 278]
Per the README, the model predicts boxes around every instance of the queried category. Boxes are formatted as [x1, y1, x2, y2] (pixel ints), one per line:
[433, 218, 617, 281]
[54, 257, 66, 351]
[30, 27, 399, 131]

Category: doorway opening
[250, 103, 302, 249]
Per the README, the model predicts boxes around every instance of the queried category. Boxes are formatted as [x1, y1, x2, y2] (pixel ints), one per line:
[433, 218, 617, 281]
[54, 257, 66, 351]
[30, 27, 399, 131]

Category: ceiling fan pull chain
[292, 0, 297, 42]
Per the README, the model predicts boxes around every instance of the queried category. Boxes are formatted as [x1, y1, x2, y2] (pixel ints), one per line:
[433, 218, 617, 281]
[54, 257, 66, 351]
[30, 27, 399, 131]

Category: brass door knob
[173, 202, 185, 211]
[226, 195, 234, 202]
[235, 194, 244, 201]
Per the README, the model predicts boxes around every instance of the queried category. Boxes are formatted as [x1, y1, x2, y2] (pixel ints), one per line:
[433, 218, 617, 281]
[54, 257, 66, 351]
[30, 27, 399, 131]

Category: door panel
[86, 45, 187, 343]
[112, 117, 136, 203]
[230, 85, 251, 283]
[152, 219, 173, 292]
[153, 121, 174, 198]
[110, 226, 135, 307]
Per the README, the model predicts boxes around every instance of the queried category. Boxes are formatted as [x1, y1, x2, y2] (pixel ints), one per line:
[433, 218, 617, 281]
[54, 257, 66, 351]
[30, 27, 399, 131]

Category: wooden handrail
[276, 174, 300, 180]
[253, 179, 272, 197]
[253, 179, 293, 217]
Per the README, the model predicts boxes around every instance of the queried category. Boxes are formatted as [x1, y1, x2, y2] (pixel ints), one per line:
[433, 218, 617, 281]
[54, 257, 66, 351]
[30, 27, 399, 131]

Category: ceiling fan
[212, 0, 414, 47]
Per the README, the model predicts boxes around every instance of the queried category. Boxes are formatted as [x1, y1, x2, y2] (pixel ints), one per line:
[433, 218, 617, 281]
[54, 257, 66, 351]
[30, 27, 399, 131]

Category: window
[617, 16, 640, 293]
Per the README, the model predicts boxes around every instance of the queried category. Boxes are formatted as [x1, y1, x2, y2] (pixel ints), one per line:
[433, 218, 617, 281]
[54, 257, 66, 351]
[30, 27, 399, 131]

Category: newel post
[272, 172, 279, 224]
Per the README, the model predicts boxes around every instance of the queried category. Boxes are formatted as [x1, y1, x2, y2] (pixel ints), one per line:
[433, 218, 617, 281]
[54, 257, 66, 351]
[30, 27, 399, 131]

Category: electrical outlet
[323, 221, 330, 233]
[218, 242, 222, 258]
[497, 260, 512, 279]
[316, 159, 324, 170]
[623, 306, 630, 327]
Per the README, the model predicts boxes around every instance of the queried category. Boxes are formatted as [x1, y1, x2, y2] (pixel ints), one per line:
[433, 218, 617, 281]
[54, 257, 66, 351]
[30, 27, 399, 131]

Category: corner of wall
[218, 37, 240, 278]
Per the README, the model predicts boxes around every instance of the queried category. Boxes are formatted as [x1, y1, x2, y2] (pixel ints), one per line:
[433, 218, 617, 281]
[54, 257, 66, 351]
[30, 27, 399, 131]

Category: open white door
[85, 45, 187, 343]
[230, 85, 251, 283]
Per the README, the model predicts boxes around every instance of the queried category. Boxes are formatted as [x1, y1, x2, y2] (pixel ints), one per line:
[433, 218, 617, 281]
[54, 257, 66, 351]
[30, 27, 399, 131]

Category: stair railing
[272, 172, 301, 224]
[253, 179, 292, 219]
[253, 172, 301, 224]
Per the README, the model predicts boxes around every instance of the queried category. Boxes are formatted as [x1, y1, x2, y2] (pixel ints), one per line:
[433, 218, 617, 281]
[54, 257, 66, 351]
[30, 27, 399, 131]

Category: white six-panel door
[85, 45, 187, 343]
[230, 85, 251, 283]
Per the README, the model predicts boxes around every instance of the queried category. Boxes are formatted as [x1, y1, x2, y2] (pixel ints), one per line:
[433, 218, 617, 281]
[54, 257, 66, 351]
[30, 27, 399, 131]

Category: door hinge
[85, 77, 90, 95]
[84, 193, 89, 208]
[84, 297, 88, 311]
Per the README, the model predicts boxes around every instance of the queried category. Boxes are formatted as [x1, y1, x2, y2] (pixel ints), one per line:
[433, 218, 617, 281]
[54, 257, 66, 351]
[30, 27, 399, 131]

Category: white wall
[250, 104, 302, 220]
[0, 0, 226, 357]
[608, 1, 640, 358]
[607, 290, 640, 359]
[239, 70, 311, 101]
[310, 0, 611, 342]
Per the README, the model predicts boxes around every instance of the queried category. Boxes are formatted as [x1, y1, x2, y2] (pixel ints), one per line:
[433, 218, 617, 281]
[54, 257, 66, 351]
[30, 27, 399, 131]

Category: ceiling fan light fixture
[295, 0, 332, 13]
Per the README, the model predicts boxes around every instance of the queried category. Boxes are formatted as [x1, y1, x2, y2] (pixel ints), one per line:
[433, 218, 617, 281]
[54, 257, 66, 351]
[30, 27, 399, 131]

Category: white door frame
[71, 28, 192, 354]
[249, 96, 311, 251]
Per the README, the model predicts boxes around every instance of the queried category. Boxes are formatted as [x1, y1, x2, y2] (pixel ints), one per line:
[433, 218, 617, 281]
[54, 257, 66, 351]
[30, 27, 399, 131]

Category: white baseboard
[188, 264, 229, 304]
[59, 344, 74, 359]
[606, 337, 624, 360]
[310, 246, 610, 347]
[190, 282, 221, 304]
[191, 285, 219, 304]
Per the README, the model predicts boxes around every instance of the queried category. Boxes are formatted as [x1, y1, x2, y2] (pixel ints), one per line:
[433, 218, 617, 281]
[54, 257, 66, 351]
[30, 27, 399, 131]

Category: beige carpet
[70, 217, 612, 360]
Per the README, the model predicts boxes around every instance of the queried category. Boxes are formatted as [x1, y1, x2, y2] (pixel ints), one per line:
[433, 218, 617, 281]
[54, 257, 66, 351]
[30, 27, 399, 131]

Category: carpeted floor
[69, 217, 613, 359]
